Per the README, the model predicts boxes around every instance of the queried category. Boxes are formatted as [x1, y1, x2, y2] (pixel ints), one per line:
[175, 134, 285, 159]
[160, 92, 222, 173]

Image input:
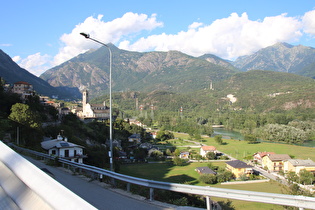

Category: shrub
[172, 197, 188, 206]
[173, 157, 186, 166]
[199, 174, 217, 184]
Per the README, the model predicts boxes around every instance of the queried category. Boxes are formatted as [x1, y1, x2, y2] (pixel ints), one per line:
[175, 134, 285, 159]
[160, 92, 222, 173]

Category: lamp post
[80, 32, 113, 171]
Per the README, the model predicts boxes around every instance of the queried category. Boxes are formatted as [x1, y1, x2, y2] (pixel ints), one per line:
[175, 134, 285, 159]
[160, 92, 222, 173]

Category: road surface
[23, 156, 178, 210]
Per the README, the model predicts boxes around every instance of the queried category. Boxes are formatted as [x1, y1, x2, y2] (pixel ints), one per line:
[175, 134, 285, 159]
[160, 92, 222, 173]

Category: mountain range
[0, 50, 67, 98]
[40, 42, 315, 99]
[1, 42, 315, 102]
[233, 42, 315, 77]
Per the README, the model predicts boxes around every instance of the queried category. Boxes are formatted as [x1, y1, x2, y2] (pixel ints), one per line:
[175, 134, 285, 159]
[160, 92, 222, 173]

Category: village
[5, 80, 315, 194]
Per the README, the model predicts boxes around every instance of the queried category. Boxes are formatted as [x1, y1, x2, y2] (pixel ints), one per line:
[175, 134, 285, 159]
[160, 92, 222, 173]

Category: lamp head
[80, 32, 90, 39]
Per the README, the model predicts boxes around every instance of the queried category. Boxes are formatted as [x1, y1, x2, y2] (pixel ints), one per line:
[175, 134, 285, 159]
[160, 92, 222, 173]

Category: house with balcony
[262, 154, 290, 172]
[253, 151, 275, 164]
[12, 81, 34, 99]
[41, 135, 87, 163]
[226, 160, 253, 178]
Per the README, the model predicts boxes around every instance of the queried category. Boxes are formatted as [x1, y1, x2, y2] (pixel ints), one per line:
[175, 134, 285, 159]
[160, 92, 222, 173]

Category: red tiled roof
[201, 146, 216, 151]
[256, 152, 275, 158]
[14, 81, 31, 85]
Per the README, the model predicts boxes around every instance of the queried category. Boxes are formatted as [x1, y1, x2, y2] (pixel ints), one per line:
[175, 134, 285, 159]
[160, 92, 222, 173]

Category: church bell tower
[83, 89, 89, 105]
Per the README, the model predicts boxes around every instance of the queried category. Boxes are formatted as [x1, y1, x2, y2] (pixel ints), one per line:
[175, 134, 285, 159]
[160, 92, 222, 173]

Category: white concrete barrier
[0, 141, 96, 210]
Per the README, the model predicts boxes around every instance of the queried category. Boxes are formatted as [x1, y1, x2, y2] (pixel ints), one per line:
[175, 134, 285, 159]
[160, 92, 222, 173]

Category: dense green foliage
[91, 70, 315, 144]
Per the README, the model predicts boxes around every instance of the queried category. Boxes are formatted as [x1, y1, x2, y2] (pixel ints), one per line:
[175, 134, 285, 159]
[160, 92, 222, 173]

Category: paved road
[23, 156, 176, 210]
[253, 166, 289, 186]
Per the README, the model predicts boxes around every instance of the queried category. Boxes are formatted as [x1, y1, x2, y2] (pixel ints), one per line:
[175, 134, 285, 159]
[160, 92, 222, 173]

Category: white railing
[7, 142, 315, 210]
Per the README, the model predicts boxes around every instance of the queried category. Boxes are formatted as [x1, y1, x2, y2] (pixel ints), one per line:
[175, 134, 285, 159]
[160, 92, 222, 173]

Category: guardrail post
[206, 196, 212, 210]
[127, 183, 130, 192]
[149, 188, 154, 201]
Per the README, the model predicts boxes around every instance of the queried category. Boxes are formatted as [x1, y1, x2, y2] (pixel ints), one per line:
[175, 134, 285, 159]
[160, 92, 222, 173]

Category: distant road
[23, 156, 176, 210]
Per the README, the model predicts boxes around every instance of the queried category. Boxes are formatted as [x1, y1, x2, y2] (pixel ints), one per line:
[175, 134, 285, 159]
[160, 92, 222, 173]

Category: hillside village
[3, 80, 315, 193]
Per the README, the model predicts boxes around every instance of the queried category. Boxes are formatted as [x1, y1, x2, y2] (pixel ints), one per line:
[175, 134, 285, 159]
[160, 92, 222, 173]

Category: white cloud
[16, 9, 315, 76]
[17, 53, 51, 76]
[188, 22, 203, 30]
[302, 10, 315, 36]
[53, 12, 163, 66]
[120, 12, 303, 59]
[12, 56, 21, 62]
[0, 43, 12, 47]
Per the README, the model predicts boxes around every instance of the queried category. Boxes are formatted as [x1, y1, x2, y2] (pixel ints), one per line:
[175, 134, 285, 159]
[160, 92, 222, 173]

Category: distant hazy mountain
[232, 42, 315, 77]
[0, 49, 70, 98]
[40, 44, 236, 98]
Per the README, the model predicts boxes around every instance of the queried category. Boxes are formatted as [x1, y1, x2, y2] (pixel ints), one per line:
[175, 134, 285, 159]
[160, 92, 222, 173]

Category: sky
[1, 0, 315, 76]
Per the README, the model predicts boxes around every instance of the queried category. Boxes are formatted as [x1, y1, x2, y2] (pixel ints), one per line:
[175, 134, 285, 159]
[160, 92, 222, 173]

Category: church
[76, 89, 110, 120]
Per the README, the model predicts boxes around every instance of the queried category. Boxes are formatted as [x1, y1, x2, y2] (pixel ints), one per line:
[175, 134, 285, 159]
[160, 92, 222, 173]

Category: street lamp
[80, 32, 113, 171]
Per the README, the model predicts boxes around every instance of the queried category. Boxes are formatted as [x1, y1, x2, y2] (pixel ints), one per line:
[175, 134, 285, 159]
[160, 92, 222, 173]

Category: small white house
[200, 146, 217, 157]
[179, 151, 190, 159]
[41, 135, 86, 163]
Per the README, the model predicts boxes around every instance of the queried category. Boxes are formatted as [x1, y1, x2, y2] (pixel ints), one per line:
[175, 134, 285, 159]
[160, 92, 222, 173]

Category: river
[213, 128, 244, 140]
[212, 127, 315, 147]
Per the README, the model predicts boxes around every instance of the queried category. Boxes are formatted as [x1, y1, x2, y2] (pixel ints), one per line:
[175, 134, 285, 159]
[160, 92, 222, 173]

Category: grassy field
[120, 133, 315, 209]
[173, 133, 315, 160]
[120, 162, 288, 209]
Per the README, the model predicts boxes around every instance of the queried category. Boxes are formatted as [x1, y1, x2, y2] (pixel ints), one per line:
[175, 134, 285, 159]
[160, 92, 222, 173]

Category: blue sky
[1, 0, 315, 76]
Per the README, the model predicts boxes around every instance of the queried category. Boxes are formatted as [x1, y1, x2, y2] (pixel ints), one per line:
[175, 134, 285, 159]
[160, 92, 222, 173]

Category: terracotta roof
[226, 160, 252, 168]
[201, 146, 216, 151]
[14, 81, 31, 85]
[255, 152, 275, 158]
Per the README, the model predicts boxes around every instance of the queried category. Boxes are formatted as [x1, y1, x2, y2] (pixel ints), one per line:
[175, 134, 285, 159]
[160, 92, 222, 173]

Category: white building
[200, 146, 217, 157]
[41, 135, 86, 163]
[76, 89, 110, 120]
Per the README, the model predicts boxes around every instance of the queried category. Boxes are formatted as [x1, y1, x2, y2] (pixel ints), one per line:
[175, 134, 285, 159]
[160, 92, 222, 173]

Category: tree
[150, 150, 164, 160]
[199, 174, 217, 184]
[299, 169, 314, 185]
[173, 148, 180, 156]
[244, 134, 257, 144]
[9, 103, 41, 129]
[173, 157, 186, 166]
[206, 152, 216, 160]
[216, 170, 234, 183]
[133, 148, 148, 160]
[8, 103, 43, 147]
[214, 135, 223, 145]
[165, 148, 172, 156]
[156, 130, 174, 141]
[207, 162, 218, 170]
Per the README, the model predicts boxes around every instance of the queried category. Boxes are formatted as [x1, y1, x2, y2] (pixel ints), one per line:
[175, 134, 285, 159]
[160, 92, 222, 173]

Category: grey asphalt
[23, 156, 177, 210]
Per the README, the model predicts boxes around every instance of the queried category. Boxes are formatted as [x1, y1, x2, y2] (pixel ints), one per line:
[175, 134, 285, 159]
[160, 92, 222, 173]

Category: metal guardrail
[10, 143, 315, 210]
